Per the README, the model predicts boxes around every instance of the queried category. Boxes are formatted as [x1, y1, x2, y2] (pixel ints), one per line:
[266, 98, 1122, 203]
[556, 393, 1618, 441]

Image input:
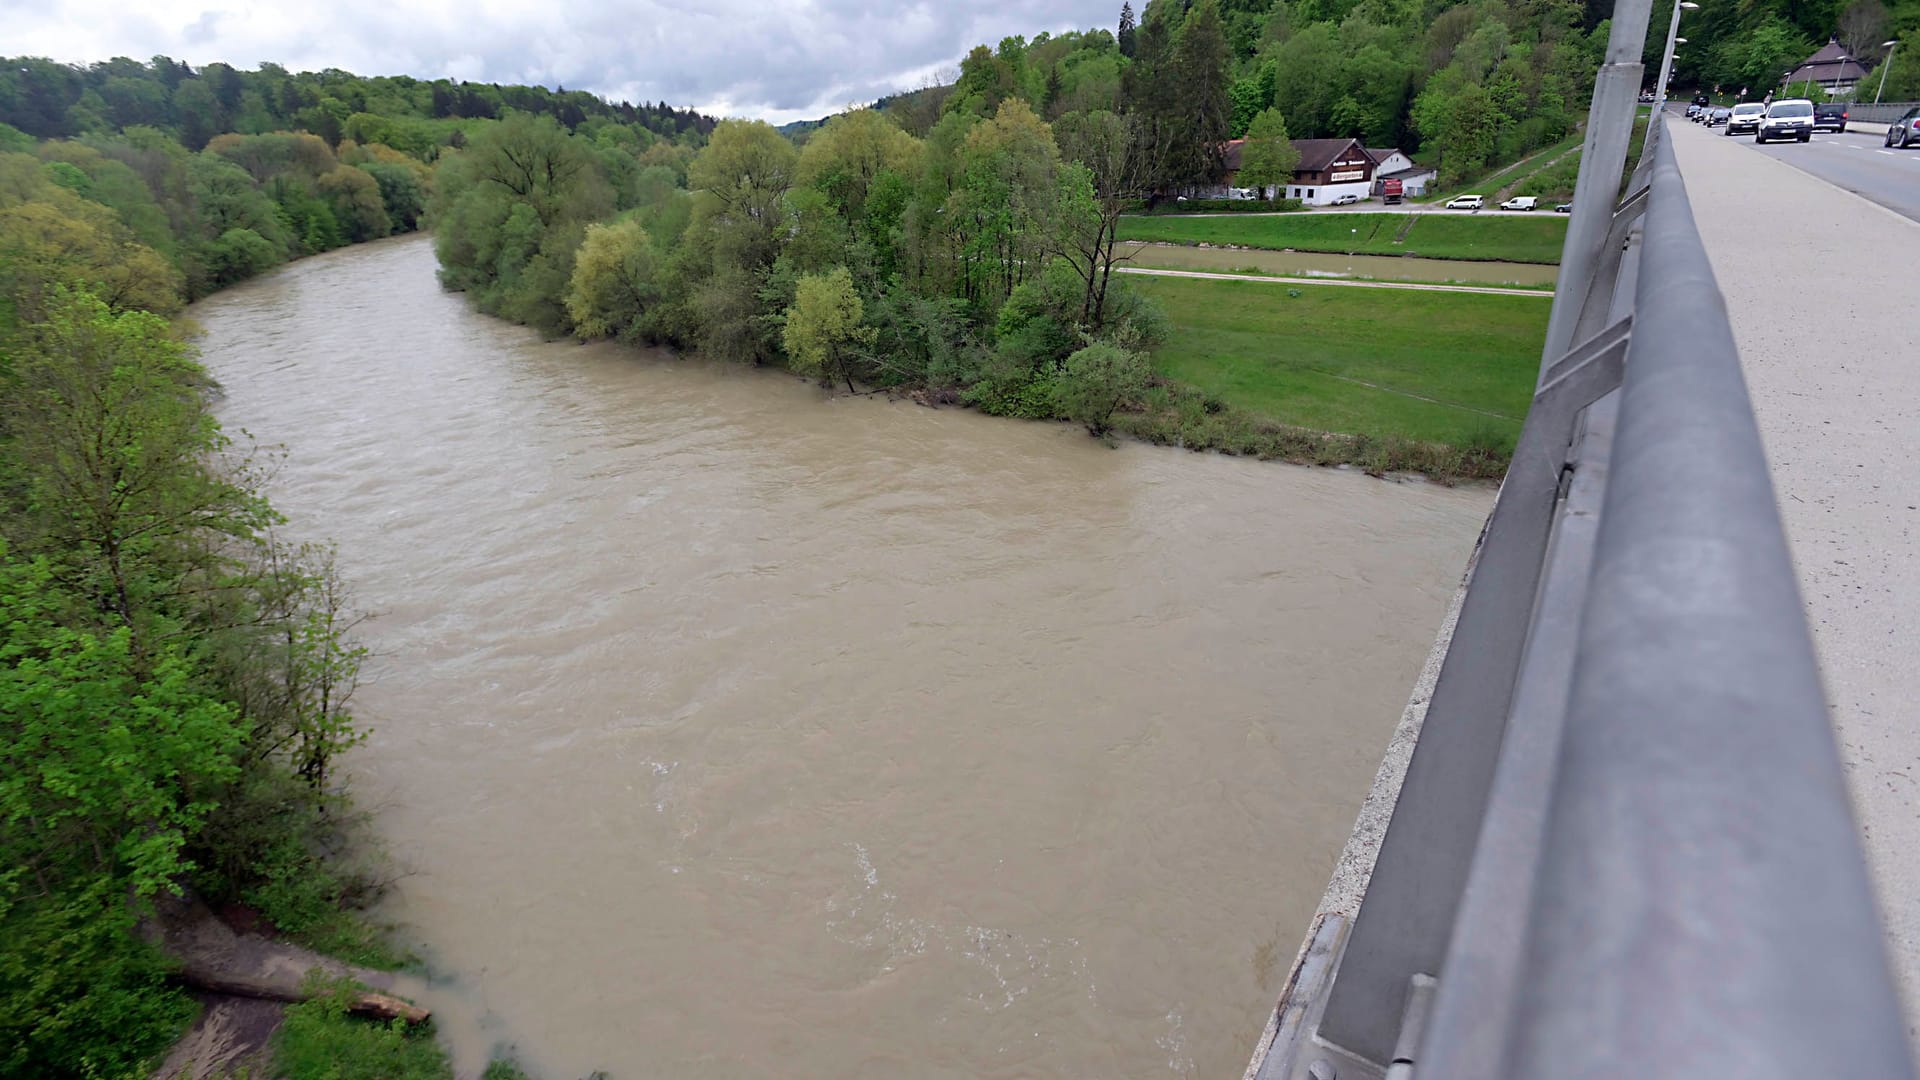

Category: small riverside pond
[193, 234, 1492, 1079]
[1119, 241, 1561, 286]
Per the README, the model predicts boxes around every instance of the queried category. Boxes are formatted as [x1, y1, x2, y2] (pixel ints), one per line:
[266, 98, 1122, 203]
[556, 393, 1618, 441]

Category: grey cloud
[19, 0, 1128, 120]
[182, 10, 222, 46]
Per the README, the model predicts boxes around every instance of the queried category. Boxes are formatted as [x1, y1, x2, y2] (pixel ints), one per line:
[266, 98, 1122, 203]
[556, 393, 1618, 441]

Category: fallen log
[175, 967, 430, 1024]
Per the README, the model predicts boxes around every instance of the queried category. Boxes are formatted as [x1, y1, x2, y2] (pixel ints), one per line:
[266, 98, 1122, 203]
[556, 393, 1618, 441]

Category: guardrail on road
[1845, 100, 1919, 124]
[1244, 5, 1916, 1078]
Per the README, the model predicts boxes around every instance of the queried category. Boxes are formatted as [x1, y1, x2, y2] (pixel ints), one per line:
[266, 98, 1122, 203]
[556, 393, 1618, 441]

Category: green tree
[1051, 110, 1151, 325]
[1166, 0, 1233, 186]
[1228, 62, 1280, 138]
[1236, 108, 1301, 199]
[797, 108, 922, 221]
[5, 290, 267, 631]
[688, 119, 799, 271]
[1056, 342, 1151, 435]
[950, 99, 1062, 304]
[565, 218, 657, 339]
[0, 549, 241, 1077]
[783, 266, 876, 391]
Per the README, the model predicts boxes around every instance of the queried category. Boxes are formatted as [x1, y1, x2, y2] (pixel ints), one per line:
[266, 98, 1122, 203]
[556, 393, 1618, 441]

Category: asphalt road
[1709, 124, 1920, 223]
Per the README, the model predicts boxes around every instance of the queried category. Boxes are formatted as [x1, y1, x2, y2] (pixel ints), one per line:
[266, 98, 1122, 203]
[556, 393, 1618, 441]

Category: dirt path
[1115, 265, 1554, 297]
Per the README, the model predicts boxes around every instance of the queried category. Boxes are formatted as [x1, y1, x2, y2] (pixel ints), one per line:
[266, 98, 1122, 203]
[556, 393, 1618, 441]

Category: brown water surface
[194, 235, 1490, 1078]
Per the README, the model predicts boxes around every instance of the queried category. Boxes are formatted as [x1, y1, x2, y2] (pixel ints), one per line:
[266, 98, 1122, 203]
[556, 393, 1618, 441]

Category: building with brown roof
[1785, 39, 1871, 95]
[1200, 136, 1379, 205]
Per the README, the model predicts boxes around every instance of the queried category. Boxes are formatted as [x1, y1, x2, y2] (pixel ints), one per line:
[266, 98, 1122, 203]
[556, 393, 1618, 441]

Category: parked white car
[1445, 195, 1484, 211]
[1501, 196, 1539, 211]
[1331, 193, 1362, 205]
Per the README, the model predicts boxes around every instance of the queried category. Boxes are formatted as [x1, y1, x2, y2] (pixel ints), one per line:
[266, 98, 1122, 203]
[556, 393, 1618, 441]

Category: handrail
[1246, 99, 1914, 1080]
[1503, 117, 1912, 1078]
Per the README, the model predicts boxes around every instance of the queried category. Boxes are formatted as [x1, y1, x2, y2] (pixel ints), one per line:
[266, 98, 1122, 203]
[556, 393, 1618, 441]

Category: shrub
[1128, 197, 1306, 214]
[1057, 343, 1151, 435]
[273, 979, 449, 1080]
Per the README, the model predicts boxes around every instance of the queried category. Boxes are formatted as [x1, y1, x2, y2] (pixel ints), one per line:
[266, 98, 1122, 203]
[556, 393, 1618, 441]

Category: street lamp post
[1876, 40, 1900, 105]
[1656, 1, 1700, 107]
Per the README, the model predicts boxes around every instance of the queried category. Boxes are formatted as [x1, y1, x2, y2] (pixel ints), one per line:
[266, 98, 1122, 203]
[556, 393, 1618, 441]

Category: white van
[1500, 196, 1539, 211]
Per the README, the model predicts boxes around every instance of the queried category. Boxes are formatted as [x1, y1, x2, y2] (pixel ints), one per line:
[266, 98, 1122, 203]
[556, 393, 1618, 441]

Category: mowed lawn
[1131, 275, 1550, 447]
[1117, 212, 1569, 264]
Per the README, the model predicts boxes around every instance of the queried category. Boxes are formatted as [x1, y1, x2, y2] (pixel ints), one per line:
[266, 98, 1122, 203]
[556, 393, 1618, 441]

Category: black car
[1888, 106, 1920, 148]
[1813, 103, 1849, 133]
[1709, 107, 1732, 127]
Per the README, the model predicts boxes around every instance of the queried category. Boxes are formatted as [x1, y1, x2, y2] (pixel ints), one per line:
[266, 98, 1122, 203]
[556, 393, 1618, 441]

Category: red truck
[1381, 177, 1404, 204]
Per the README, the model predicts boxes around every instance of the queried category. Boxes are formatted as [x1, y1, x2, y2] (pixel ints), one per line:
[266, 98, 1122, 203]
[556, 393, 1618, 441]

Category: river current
[194, 234, 1490, 1078]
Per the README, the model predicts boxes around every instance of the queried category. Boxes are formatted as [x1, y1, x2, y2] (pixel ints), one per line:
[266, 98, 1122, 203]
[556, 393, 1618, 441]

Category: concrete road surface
[1702, 124, 1920, 222]
[1669, 118, 1920, 1045]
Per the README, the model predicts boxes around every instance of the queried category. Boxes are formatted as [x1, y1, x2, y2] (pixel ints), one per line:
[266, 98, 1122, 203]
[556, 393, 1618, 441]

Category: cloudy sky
[7, 0, 1127, 123]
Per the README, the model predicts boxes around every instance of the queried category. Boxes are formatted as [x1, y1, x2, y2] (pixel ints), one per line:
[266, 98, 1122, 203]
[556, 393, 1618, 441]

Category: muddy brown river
[194, 235, 1491, 1078]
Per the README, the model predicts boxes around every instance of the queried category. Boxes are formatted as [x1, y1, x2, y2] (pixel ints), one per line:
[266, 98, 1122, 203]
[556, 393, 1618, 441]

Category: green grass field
[1132, 274, 1549, 449]
[1432, 134, 1584, 201]
[1116, 212, 1569, 264]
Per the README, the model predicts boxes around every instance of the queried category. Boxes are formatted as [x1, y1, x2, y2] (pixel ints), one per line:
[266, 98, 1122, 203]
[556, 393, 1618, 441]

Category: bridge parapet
[1245, 7, 1915, 1079]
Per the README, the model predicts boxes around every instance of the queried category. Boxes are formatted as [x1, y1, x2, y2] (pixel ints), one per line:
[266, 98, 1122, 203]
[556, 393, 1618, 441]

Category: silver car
[1887, 106, 1920, 148]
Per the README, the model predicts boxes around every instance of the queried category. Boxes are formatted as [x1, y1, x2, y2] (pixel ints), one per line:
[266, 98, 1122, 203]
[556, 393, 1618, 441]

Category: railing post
[1541, 0, 1654, 370]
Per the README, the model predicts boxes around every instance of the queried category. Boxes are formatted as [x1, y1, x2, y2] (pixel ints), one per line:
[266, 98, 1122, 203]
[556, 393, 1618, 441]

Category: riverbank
[1116, 274, 1546, 477]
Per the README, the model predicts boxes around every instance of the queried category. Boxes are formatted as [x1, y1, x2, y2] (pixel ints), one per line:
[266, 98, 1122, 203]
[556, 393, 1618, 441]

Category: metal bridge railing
[1245, 4, 1915, 1077]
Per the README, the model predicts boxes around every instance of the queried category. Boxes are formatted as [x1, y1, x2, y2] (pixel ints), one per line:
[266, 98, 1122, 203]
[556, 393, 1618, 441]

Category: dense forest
[0, 54, 724, 1079]
[870, 0, 1615, 186]
[426, 0, 1620, 451]
[1660, 0, 1919, 102]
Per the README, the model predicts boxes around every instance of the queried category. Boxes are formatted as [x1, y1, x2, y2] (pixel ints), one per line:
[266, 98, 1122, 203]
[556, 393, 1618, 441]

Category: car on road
[1812, 103, 1849, 133]
[1444, 195, 1484, 211]
[1725, 103, 1767, 136]
[1708, 107, 1731, 127]
[1501, 196, 1539, 211]
[1887, 106, 1920, 148]
[1331, 192, 1362, 205]
[1756, 99, 1815, 143]
[1554, 202, 1573, 214]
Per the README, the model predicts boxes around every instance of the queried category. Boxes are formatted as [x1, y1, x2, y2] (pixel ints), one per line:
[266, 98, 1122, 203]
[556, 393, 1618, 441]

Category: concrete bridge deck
[1666, 116, 1920, 1044]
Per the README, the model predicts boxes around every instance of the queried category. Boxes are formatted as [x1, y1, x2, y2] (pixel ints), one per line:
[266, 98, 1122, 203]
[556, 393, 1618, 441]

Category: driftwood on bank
[171, 965, 431, 1023]
[138, 892, 430, 1024]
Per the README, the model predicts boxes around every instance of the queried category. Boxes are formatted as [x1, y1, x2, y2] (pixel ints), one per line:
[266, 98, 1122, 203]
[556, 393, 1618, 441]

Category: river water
[194, 235, 1491, 1079]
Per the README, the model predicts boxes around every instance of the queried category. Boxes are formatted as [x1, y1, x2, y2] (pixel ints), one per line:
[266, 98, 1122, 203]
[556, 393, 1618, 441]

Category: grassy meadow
[1117, 212, 1570, 264]
[1131, 274, 1550, 453]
